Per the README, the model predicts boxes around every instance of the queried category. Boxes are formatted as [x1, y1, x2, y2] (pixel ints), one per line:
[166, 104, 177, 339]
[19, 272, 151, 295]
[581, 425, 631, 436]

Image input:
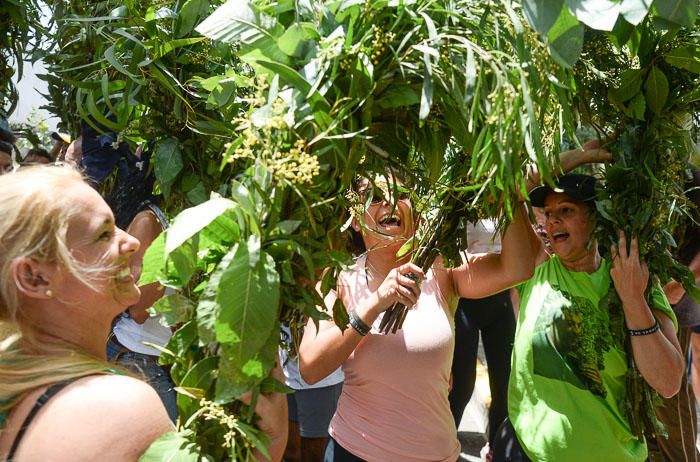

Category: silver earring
[45, 289, 53, 298]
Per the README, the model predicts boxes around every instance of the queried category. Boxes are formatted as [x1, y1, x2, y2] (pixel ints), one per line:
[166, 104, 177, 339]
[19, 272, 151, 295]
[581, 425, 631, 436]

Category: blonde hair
[0, 165, 117, 410]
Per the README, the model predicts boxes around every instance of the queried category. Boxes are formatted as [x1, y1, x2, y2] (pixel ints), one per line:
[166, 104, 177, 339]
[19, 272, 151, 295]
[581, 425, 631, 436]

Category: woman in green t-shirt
[492, 150, 684, 461]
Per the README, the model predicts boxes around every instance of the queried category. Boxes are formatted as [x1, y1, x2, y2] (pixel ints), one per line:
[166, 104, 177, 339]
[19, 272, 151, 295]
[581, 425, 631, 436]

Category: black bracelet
[349, 309, 370, 336]
[628, 318, 660, 336]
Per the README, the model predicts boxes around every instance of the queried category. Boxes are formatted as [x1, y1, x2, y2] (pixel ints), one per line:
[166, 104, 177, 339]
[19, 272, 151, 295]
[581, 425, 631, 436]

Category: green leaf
[139, 233, 166, 286]
[166, 320, 197, 357]
[522, 0, 564, 34]
[176, 0, 210, 37]
[152, 37, 208, 60]
[214, 242, 280, 365]
[195, 0, 265, 43]
[376, 84, 421, 109]
[565, 0, 621, 31]
[665, 46, 700, 74]
[165, 195, 236, 254]
[154, 138, 184, 198]
[609, 68, 644, 103]
[150, 294, 195, 325]
[176, 357, 219, 418]
[644, 66, 669, 114]
[215, 327, 278, 402]
[104, 45, 145, 84]
[624, 92, 646, 120]
[277, 24, 306, 56]
[197, 244, 233, 343]
[419, 49, 434, 120]
[546, 8, 585, 67]
[653, 0, 698, 27]
[139, 431, 200, 462]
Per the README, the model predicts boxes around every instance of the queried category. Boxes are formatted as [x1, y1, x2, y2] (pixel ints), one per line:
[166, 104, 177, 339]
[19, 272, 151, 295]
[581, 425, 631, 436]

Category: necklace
[364, 256, 389, 287]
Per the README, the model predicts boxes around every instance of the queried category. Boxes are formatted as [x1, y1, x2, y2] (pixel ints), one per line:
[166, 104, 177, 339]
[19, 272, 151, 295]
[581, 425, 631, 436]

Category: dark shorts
[288, 382, 343, 438]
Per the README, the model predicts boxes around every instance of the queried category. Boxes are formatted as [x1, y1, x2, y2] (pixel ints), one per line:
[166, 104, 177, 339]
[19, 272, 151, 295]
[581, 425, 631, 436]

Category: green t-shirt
[510, 255, 677, 462]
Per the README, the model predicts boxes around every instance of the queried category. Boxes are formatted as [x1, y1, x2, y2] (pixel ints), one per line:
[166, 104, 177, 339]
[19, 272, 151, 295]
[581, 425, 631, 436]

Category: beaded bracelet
[628, 318, 660, 336]
[349, 308, 371, 336]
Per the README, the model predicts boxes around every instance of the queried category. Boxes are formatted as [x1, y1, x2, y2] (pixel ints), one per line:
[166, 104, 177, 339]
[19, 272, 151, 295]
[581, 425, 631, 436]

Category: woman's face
[355, 177, 415, 251]
[58, 182, 141, 312]
[542, 192, 596, 264]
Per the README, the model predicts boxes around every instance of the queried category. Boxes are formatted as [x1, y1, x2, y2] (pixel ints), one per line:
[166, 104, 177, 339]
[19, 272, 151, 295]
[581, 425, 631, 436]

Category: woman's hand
[610, 231, 649, 307]
[374, 263, 425, 313]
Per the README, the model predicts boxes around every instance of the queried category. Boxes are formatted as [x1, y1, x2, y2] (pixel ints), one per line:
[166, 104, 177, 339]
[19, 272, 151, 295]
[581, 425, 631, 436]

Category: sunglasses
[358, 186, 410, 204]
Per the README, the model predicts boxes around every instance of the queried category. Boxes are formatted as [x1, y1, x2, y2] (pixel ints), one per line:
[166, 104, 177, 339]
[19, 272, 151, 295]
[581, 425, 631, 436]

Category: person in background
[648, 164, 700, 462]
[281, 324, 344, 462]
[49, 131, 71, 162]
[64, 136, 83, 166]
[0, 125, 16, 174]
[104, 148, 178, 422]
[23, 148, 54, 164]
[448, 219, 515, 462]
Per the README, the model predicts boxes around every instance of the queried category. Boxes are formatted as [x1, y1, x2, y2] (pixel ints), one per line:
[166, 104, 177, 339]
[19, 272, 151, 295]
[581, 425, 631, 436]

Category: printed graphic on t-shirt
[531, 285, 614, 397]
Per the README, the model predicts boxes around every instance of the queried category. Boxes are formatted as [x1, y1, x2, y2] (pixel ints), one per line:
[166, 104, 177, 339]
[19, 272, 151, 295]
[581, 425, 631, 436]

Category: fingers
[629, 236, 640, 261]
[398, 263, 425, 280]
[617, 230, 628, 260]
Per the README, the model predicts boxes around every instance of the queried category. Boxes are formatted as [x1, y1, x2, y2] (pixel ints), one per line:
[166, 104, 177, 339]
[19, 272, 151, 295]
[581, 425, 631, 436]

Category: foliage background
[2, 0, 700, 458]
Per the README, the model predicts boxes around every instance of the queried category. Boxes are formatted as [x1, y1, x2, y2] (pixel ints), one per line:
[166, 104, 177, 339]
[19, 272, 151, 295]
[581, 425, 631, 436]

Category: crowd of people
[0, 119, 697, 462]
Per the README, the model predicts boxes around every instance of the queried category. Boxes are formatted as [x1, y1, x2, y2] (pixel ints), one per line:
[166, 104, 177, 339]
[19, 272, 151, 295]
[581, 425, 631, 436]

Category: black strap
[6, 380, 75, 461]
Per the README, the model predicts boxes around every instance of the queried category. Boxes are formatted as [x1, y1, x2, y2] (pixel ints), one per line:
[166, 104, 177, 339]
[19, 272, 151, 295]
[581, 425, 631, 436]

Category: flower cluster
[199, 399, 244, 450]
[268, 138, 320, 185]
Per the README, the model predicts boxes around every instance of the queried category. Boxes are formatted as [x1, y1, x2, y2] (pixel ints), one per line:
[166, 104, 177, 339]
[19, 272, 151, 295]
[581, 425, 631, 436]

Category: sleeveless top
[329, 255, 460, 462]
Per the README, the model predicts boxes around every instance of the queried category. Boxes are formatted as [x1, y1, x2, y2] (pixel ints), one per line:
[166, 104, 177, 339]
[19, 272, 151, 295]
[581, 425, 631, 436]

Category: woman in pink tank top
[299, 174, 540, 462]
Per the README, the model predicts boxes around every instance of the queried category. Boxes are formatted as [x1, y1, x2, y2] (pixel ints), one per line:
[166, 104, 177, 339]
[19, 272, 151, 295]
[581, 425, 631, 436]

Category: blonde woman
[0, 166, 286, 461]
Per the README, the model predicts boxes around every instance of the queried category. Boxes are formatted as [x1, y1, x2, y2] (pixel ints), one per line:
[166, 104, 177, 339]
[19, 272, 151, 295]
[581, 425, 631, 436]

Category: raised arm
[298, 263, 424, 384]
[451, 203, 542, 299]
[611, 232, 684, 398]
[524, 139, 611, 196]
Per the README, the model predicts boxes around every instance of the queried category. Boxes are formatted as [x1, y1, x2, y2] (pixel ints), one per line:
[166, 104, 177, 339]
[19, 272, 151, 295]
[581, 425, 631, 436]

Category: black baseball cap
[529, 173, 597, 207]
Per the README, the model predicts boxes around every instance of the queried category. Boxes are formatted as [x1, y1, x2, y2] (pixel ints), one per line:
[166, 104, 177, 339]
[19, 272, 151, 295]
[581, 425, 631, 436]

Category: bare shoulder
[15, 374, 173, 461]
[431, 255, 458, 303]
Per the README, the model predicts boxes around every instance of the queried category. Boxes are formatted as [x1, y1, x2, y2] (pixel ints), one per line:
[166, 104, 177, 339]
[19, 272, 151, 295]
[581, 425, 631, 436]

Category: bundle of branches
[39, 0, 256, 206]
[197, 0, 567, 330]
[551, 18, 700, 440]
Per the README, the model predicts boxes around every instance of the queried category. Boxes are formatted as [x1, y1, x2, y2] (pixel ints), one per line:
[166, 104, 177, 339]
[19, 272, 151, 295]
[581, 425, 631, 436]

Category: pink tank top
[329, 255, 460, 462]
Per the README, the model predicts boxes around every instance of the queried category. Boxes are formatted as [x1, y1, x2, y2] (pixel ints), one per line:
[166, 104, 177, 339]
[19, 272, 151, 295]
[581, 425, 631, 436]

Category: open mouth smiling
[551, 231, 569, 243]
[378, 214, 401, 227]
